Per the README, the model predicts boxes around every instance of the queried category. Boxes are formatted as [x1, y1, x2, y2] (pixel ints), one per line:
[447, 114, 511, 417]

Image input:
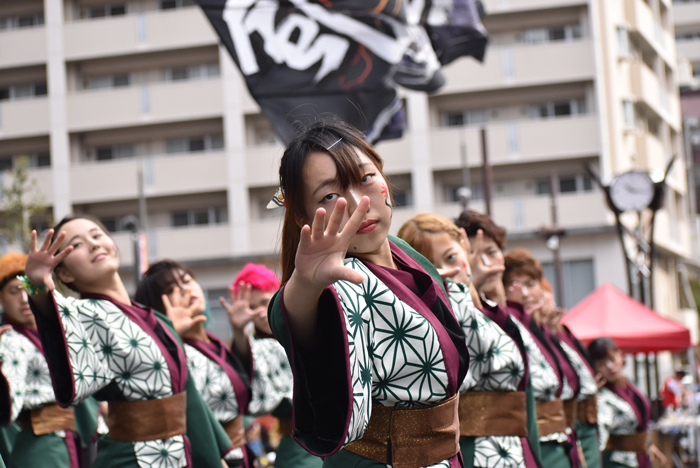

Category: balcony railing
[63, 7, 217, 61]
[0, 97, 50, 139]
[625, 0, 675, 67]
[481, 0, 587, 13]
[630, 61, 680, 130]
[0, 26, 46, 69]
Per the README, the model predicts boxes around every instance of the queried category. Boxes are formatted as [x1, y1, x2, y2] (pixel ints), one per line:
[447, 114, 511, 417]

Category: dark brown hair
[503, 249, 543, 286]
[51, 214, 114, 292]
[454, 210, 507, 249]
[588, 337, 619, 363]
[278, 118, 392, 284]
[134, 260, 196, 314]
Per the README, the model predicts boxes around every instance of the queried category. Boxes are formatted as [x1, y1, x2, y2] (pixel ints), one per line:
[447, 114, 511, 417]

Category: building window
[99, 216, 138, 233]
[160, 0, 197, 9]
[616, 27, 629, 56]
[0, 83, 48, 101]
[522, 24, 582, 44]
[171, 208, 228, 228]
[165, 135, 224, 154]
[559, 175, 578, 193]
[0, 14, 44, 30]
[528, 99, 586, 119]
[622, 100, 635, 128]
[0, 152, 51, 172]
[86, 73, 130, 90]
[542, 259, 595, 309]
[94, 145, 135, 161]
[443, 109, 489, 127]
[163, 64, 220, 82]
[534, 178, 551, 195]
[85, 4, 127, 18]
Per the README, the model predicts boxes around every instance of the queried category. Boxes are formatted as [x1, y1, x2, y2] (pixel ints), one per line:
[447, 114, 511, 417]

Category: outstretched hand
[162, 287, 206, 337]
[219, 283, 257, 331]
[468, 229, 505, 292]
[25, 230, 73, 292]
[293, 196, 370, 291]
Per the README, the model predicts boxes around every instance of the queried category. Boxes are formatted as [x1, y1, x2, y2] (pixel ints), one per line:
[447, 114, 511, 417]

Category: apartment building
[0, 0, 691, 343]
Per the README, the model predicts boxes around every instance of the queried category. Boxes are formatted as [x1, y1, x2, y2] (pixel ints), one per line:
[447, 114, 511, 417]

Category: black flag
[197, 0, 487, 144]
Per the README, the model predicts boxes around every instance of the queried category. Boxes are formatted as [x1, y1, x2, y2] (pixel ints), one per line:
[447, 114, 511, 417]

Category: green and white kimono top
[0, 326, 99, 468]
[448, 281, 542, 468]
[269, 238, 469, 468]
[28, 290, 233, 468]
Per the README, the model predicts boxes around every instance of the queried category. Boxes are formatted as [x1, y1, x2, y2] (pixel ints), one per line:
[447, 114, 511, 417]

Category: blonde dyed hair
[397, 213, 463, 262]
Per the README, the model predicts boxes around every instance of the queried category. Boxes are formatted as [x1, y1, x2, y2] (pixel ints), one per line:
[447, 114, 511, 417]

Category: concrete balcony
[0, 97, 50, 140]
[674, 1, 700, 28]
[635, 132, 669, 175]
[481, 0, 587, 14]
[245, 144, 284, 187]
[70, 151, 227, 203]
[248, 218, 283, 255]
[0, 167, 53, 205]
[114, 224, 232, 267]
[678, 39, 700, 65]
[630, 61, 681, 130]
[429, 116, 600, 169]
[438, 40, 594, 95]
[654, 210, 692, 259]
[63, 8, 217, 61]
[66, 78, 223, 132]
[0, 27, 46, 69]
[625, 0, 675, 67]
[430, 191, 609, 234]
[375, 136, 413, 173]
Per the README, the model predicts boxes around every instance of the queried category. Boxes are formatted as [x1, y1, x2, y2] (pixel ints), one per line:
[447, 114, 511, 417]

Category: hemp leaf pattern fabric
[184, 344, 244, 462]
[52, 292, 187, 468]
[247, 335, 293, 416]
[511, 318, 567, 443]
[0, 330, 52, 424]
[332, 258, 451, 466]
[559, 341, 597, 401]
[448, 281, 526, 468]
[597, 387, 640, 468]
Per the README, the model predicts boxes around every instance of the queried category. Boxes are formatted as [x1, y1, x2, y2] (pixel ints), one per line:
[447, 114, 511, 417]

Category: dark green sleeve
[185, 375, 234, 465]
[388, 235, 447, 296]
[526, 379, 543, 462]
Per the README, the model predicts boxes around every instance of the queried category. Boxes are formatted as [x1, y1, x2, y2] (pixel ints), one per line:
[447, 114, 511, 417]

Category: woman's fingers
[298, 224, 312, 249]
[192, 315, 207, 326]
[340, 196, 369, 240]
[162, 293, 173, 312]
[333, 265, 364, 285]
[53, 245, 74, 266]
[48, 231, 66, 256]
[31, 230, 38, 252]
[219, 296, 230, 310]
[311, 208, 326, 240]
[437, 267, 461, 279]
[39, 229, 52, 252]
[326, 197, 347, 235]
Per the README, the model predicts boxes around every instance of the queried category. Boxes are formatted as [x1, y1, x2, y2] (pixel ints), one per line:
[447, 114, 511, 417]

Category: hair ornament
[266, 187, 285, 210]
[326, 138, 342, 151]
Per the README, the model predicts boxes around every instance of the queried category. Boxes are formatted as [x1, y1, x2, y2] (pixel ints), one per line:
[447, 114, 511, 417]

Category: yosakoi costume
[557, 326, 600, 468]
[0, 326, 99, 468]
[28, 291, 233, 468]
[269, 236, 469, 468]
[597, 380, 651, 468]
[507, 304, 573, 468]
[448, 281, 542, 468]
[246, 332, 322, 468]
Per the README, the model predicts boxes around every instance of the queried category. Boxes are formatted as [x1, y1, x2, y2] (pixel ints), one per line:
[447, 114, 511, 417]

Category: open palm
[294, 197, 369, 290]
[162, 287, 206, 337]
[25, 230, 74, 292]
[219, 283, 256, 331]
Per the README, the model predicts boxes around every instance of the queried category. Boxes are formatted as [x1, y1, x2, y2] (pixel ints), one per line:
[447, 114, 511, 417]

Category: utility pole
[457, 129, 472, 212]
[548, 172, 565, 307]
[480, 127, 493, 216]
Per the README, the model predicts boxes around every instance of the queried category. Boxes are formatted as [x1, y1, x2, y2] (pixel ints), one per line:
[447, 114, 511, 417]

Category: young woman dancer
[397, 213, 543, 468]
[589, 338, 666, 468]
[503, 250, 580, 468]
[224, 264, 322, 468]
[21, 216, 233, 468]
[0, 252, 99, 468]
[267, 119, 470, 467]
[540, 279, 602, 468]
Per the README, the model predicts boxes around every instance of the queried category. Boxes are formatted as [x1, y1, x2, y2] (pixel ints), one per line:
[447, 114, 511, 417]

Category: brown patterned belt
[17, 404, 76, 435]
[106, 392, 187, 442]
[458, 391, 528, 437]
[563, 399, 577, 430]
[345, 394, 460, 468]
[577, 396, 598, 424]
[223, 415, 246, 448]
[277, 416, 293, 436]
[605, 431, 648, 453]
[536, 398, 567, 436]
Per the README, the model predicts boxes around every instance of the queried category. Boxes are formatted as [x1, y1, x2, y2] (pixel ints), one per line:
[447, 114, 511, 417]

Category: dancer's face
[0, 278, 35, 329]
[301, 149, 393, 256]
[56, 219, 120, 288]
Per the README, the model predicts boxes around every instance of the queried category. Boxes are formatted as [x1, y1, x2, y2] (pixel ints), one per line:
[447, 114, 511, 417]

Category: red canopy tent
[561, 283, 692, 353]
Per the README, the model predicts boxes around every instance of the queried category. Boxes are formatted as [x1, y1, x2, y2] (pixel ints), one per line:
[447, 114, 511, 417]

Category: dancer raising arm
[22, 216, 233, 468]
[267, 119, 469, 468]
